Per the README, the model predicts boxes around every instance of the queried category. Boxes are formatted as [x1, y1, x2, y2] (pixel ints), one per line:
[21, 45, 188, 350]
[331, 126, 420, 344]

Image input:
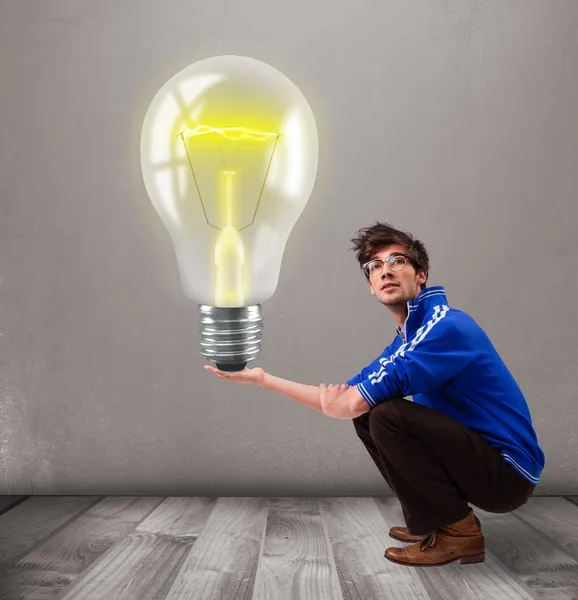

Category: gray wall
[1, 0, 577, 496]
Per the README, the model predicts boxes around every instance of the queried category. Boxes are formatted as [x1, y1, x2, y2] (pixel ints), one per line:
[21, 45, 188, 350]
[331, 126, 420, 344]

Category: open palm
[204, 364, 265, 386]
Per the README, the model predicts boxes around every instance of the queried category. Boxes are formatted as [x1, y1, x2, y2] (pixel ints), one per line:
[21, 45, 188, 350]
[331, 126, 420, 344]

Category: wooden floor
[0, 495, 577, 599]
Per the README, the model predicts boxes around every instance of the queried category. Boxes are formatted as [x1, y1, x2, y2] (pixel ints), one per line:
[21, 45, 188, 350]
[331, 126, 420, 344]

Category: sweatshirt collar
[396, 286, 449, 341]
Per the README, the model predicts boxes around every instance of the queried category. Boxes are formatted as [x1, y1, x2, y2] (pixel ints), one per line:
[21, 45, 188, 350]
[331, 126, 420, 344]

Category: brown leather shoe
[389, 526, 426, 543]
[384, 510, 484, 567]
[389, 514, 481, 543]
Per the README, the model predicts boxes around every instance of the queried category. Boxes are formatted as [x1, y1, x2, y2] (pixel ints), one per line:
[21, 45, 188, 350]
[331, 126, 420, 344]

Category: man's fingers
[204, 365, 230, 379]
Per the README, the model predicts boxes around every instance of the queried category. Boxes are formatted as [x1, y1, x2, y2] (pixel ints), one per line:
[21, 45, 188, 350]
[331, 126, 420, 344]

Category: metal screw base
[198, 304, 263, 371]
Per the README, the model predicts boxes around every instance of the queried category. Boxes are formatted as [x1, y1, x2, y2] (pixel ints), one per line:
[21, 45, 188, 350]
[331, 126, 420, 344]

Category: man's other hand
[319, 383, 349, 417]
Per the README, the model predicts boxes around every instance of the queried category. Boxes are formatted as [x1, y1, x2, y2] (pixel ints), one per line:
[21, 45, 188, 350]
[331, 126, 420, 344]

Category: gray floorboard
[0, 496, 163, 600]
[162, 497, 268, 600]
[61, 497, 216, 600]
[320, 496, 431, 599]
[0, 496, 100, 567]
[0, 496, 27, 515]
[254, 497, 341, 600]
[477, 501, 578, 600]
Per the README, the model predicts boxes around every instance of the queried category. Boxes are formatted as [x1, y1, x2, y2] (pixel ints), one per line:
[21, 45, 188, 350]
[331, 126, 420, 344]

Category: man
[205, 222, 545, 568]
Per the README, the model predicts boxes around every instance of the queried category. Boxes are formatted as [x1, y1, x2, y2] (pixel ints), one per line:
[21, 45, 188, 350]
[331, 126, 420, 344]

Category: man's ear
[418, 270, 428, 286]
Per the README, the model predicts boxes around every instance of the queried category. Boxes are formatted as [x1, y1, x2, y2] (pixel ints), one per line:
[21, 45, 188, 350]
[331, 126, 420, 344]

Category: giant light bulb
[140, 55, 319, 371]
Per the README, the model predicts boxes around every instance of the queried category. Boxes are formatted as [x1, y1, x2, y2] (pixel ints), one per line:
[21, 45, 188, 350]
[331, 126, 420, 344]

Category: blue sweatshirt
[346, 286, 545, 485]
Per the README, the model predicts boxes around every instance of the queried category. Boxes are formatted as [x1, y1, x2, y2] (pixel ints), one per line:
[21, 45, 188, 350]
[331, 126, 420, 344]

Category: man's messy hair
[350, 222, 430, 289]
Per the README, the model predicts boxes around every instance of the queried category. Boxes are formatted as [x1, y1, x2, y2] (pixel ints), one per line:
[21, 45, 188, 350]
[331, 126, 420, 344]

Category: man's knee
[368, 397, 405, 429]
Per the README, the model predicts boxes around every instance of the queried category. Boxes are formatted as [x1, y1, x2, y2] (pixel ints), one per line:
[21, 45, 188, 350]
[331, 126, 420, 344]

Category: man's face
[367, 244, 427, 306]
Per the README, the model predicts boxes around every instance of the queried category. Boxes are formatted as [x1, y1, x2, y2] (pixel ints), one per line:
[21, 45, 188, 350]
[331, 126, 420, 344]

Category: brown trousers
[352, 397, 536, 535]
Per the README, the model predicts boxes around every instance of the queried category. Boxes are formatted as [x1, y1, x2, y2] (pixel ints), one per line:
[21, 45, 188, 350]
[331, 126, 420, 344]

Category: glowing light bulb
[140, 55, 319, 371]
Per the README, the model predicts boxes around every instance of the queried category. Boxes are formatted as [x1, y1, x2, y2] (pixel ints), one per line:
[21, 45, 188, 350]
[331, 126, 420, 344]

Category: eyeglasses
[363, 253, 411, 278]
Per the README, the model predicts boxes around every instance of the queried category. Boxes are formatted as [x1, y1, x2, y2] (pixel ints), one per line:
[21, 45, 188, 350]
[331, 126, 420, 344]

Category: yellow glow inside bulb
[178, 126, 280, 305]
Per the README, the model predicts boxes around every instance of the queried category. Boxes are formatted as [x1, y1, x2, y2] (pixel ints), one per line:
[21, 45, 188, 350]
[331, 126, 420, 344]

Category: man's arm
[260, 373, 326, 413]
[261, 374, 370, 418]
[205, 365, 370, 418]
[261, 373, 370, 419]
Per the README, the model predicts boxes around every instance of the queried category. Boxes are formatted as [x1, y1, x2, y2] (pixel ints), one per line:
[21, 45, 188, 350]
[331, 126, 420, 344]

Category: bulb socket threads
[198, 304, 263, 371]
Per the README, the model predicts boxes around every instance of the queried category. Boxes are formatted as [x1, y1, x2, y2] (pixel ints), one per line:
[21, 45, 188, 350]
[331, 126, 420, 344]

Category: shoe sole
[384, 552, 485, 567]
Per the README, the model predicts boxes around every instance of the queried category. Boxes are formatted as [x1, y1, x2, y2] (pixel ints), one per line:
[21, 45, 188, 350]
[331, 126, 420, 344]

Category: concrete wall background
[0, 0, 577, 495]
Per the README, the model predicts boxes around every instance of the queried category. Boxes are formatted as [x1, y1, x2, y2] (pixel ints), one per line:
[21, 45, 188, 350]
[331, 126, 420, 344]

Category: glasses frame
[362, 253, 411, 278]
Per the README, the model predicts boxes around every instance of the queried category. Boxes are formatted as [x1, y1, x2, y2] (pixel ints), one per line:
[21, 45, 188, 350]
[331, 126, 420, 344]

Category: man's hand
[204, 365, 266, 386]
[319, 383, 351, 419]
